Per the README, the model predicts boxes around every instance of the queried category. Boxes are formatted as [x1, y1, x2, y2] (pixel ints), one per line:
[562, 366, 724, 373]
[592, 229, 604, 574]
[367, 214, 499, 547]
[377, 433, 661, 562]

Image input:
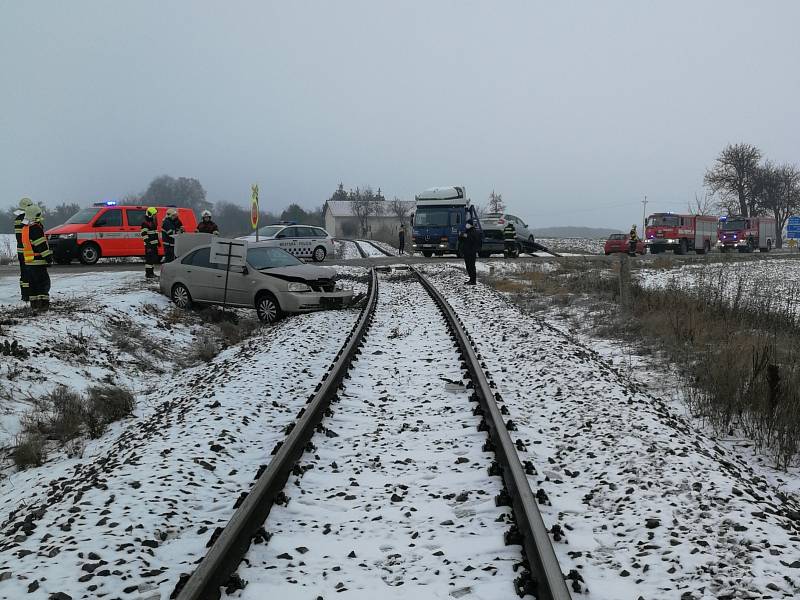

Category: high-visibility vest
[21, 223, 51, 265]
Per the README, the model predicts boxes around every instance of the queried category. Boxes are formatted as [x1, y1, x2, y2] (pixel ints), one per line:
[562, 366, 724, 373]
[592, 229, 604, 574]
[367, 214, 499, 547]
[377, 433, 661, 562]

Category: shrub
[84, 385, 136, 438]
[12, 433, 46, 469]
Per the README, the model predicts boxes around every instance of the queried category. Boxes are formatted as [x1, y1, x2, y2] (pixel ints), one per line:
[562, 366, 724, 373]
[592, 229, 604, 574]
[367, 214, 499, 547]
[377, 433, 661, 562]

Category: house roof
[325, 200, 415, 218]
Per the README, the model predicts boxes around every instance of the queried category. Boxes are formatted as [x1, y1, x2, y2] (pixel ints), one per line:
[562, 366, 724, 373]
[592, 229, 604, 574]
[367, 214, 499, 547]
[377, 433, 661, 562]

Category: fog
[1, 0, 798, 229]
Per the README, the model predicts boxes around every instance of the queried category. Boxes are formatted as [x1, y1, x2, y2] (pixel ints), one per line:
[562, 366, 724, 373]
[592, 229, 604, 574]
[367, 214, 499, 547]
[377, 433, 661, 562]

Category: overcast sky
[1, 1, 798, 229]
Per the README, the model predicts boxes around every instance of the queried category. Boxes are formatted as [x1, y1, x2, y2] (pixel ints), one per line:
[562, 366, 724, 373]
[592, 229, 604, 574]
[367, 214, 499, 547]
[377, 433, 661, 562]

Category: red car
[604, 233, 645, 255]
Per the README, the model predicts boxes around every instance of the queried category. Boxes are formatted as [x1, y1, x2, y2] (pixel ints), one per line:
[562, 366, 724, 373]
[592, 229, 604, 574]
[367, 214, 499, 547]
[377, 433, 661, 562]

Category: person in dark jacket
[161, 208, 184, 263]
[14, 197, 34, 302]
[459, 219, 481, 286]
[398, 225, 406, 255]
[196, 210, 220, 235]
[141, 207, 160, 279]
[21, 205, 53, 310]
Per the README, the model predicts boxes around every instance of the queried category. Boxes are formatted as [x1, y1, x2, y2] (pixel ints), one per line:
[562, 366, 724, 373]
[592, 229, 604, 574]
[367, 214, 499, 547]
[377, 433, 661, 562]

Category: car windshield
[721, 219, 747, 230]
[647, 215, 679, 227]
[65, 207, 101, 224]
[255, 225, 284, 237]
[247, 246, 303, 269]
[415, 208, 450, 227]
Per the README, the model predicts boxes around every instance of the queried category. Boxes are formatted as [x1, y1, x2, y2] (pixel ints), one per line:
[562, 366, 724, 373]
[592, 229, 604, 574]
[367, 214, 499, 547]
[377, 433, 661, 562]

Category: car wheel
[78, 243, 101, 265]
[312, 246, 327, 262]
[171, 283, 192, 309]
[256, 292, 282, 323]
[422, 251, 433, 258]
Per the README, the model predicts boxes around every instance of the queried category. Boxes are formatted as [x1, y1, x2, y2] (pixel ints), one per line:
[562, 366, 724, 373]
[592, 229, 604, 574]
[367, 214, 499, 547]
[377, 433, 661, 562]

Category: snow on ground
[420, 263, 800, 599]
[537, 238, 604, 255]
[334, 240, 361, 260]
[355, 240, 387, 258]
[229, 271, 521, 600]
[0, 294, 362, 599]
[637, 257, 800, 318]
[370, 240, 398, 256]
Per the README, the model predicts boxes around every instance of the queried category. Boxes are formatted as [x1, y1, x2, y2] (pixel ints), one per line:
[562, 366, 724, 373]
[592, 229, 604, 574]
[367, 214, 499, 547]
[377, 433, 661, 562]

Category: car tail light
[498, 219, 505, 224]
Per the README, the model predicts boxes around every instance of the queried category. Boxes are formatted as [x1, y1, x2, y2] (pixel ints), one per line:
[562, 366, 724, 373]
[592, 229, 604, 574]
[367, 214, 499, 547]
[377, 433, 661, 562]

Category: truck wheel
[422, 251, 433, 258]
[760, 240, 772, 253]
[675, 239, 687, 255]
[312, 246, 327, 262]
[78, 243, 101, 265]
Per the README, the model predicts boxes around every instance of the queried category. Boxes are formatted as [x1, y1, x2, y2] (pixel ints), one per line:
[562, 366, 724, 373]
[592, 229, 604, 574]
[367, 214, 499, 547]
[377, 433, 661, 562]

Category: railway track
[355, 239, 394, 257]
[172, 267, 570, 600]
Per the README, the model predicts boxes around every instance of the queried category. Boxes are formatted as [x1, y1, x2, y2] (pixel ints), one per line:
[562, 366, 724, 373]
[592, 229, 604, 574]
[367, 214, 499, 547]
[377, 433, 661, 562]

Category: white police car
[238, 223, 335, 262]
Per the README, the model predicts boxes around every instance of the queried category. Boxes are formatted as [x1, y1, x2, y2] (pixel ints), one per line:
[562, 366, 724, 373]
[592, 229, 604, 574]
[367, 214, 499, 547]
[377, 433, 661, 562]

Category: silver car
[159, 243, 353, 323]
[238, 224, 334, 262]
[478, 213, 534, 257]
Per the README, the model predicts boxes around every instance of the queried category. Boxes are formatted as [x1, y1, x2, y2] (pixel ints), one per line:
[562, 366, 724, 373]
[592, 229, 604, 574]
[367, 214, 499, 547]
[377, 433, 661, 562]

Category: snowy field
[0, 270, 366, 599]
[637, 257, 800, 318]
[536, 237, 605, 255]
[419, 263, 800, 599]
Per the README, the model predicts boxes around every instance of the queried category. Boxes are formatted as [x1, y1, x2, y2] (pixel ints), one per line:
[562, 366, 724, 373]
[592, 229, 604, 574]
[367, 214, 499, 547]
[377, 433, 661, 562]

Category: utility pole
[641, 195, 648, 232]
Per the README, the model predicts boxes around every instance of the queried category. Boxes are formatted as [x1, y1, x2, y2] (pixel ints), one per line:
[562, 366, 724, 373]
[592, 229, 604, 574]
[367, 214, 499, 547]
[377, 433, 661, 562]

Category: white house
[323, 200, 416, 239]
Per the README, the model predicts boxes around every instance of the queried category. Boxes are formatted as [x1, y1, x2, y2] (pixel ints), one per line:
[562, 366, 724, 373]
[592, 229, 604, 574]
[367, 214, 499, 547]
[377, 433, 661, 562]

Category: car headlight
[288, 282, 312, 292]
[61, 232, 76, 239]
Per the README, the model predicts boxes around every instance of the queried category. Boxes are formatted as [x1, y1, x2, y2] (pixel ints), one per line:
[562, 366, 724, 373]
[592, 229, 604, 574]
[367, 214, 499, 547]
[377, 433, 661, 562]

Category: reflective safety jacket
[13, 209, 25, 254]
[629, 228, 639, 242]
[161, 216, 183, 246]
[141, 215, 160, 246]
[503, 223, 516, 241]
[22, 222, 53, 266]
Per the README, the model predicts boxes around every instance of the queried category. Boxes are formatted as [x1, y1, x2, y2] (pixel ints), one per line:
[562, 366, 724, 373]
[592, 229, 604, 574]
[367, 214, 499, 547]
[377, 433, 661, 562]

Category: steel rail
[173, 268, 379, 600]
[345, 239, 369, 258]
[361, 239, 395, 257]
[413, 268, 572, 600]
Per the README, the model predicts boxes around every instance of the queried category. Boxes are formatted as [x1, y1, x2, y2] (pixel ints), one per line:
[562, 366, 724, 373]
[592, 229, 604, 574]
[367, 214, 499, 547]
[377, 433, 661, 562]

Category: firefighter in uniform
[503, 220, 517, 257]
[196, 210, 220, 235]
[141, 207, 160, 279]
[21, 205, 53, 311]
[161, 208, 184, 263]
[14, 197, 34, 302]
[629, 225, 639, 256]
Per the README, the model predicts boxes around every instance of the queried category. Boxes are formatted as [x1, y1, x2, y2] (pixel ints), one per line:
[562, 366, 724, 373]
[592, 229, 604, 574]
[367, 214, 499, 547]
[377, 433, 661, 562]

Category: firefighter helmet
[166, 208, 177, 217]
[25, 205, 43, 223]
[146, 207, 157, 216]
[18, 197, 34, 209]
[201, 210, 212, 218]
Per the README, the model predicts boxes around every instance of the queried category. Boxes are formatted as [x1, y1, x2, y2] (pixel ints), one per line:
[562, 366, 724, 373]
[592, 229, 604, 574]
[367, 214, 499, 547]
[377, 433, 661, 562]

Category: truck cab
[718, 216, 776, 252]
[411, 186, 481, 257]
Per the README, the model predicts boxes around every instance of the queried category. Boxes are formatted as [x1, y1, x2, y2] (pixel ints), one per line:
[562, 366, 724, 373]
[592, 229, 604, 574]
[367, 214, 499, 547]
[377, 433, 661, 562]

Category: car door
[90, 208, 125, 256]
[296, 227, 320, 260]
[124, 208, 147, 255]
[275, 227, 301, 257]
[181, 247, 220, 302]
[516, 217, 531, 241]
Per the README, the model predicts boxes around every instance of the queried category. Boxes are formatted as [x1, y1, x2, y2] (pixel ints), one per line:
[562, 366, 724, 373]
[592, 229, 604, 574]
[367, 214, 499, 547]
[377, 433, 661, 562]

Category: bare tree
[487, 190, 505, 214]
[389, 196, 410, 225]
[757, 163, 800, 248]
[704, 143, 762, 216]
[350, 186, 383, 237]
[688, 192, 715, 215]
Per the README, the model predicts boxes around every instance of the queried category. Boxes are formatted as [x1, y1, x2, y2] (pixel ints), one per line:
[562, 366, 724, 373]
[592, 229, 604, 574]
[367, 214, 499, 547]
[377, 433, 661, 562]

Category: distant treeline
[2, 175, 326, 236]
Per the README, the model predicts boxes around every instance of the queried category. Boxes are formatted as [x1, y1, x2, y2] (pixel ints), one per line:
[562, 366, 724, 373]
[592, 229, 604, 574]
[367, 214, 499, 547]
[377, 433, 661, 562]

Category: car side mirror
[276, 234, 285, 239]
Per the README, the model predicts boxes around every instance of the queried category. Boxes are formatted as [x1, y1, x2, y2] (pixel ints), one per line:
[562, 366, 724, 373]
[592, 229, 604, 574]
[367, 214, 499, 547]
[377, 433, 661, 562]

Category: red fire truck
[644, 213, 718, 255]
[717, 215, 776, 253]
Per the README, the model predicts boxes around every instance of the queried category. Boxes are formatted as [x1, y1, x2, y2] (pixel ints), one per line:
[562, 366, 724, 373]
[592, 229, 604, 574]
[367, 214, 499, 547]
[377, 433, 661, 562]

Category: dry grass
[487, 260, 800, 469]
